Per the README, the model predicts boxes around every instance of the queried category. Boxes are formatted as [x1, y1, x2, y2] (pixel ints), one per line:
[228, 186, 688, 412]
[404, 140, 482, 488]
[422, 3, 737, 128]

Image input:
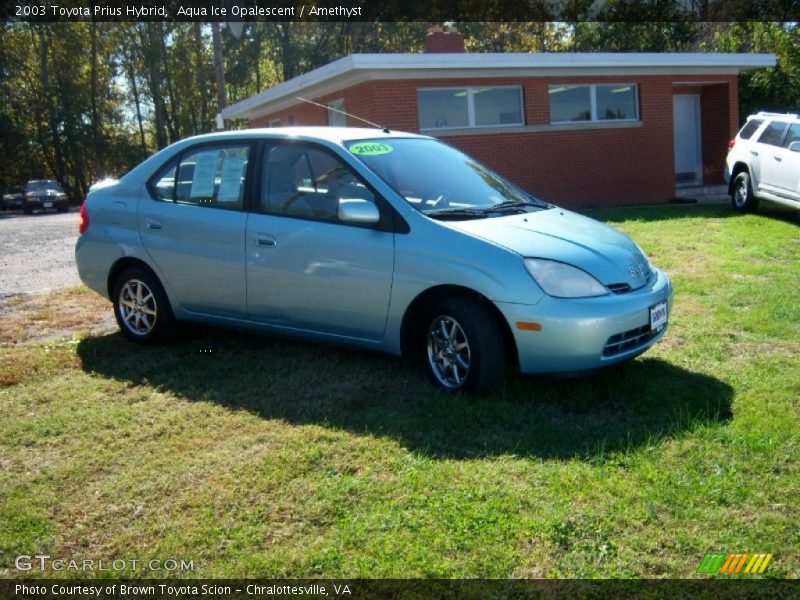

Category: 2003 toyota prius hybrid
[75, 127, 672, 394]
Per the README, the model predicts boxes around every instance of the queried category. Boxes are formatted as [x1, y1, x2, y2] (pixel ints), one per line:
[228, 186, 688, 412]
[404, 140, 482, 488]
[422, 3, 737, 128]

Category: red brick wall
[251, 73, 739, 208]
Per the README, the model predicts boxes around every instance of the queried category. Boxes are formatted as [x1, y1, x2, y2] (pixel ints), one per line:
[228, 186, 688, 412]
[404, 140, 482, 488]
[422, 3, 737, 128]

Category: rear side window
[151, 144, 249, 210]
[757, 121, 788, 146]
[738, 119, 763, 140]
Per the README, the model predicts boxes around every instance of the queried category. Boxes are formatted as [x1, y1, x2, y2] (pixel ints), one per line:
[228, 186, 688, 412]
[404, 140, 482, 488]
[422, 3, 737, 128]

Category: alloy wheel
[426, 315, 471, 389]
[118, 279, 157, 336]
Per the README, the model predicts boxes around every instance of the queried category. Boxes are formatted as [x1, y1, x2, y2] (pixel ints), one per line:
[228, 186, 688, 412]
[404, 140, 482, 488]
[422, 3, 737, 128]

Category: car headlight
[524, 258, 608, 298]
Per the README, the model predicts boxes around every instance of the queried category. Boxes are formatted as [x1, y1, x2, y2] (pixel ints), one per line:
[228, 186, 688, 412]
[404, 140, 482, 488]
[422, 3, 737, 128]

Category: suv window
[757, 121, 788, 146]
[259, 143, 377, 222]
[782, 123, 800, 148]
[152, 145, 249, 209]
[738, 119, 763, 140]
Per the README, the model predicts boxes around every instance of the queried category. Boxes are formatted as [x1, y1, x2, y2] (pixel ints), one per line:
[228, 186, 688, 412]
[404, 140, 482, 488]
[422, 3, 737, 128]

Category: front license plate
[650, 301, 668, 331]
[43, 202, 52, 208]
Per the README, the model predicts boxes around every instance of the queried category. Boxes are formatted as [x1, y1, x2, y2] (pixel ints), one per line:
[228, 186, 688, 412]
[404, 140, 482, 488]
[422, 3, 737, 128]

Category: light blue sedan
[75, 128, 672, 394]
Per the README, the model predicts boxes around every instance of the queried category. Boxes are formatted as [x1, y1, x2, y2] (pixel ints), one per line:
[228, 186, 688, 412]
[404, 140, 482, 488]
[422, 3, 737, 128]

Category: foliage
[0, 22, 798, 197]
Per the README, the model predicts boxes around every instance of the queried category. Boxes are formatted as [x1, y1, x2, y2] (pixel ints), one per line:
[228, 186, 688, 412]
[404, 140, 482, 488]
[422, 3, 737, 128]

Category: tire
[731, 170, 759, 213]
[422, 296, 505, 395]
[112, 267, 175, 343]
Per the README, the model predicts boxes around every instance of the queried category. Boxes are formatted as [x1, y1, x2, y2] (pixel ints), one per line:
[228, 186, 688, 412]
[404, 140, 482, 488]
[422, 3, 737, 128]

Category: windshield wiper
[425, 207, 489, 220]
[486, 200, 550, 213]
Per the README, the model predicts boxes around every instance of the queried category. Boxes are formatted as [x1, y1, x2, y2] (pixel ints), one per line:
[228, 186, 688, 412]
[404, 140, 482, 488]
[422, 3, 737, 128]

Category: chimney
[425, 26, 465, 53]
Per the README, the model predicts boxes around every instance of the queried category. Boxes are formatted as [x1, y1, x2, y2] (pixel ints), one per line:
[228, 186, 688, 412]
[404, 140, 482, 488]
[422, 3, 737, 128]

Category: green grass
[0, 203, 798, 578]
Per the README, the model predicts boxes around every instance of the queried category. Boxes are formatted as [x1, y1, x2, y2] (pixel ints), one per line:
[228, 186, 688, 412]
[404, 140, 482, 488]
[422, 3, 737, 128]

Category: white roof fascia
[223, 52, 776, 121]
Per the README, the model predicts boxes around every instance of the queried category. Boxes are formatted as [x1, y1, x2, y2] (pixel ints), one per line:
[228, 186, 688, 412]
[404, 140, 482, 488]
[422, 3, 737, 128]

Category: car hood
[444, 208, 651, 289]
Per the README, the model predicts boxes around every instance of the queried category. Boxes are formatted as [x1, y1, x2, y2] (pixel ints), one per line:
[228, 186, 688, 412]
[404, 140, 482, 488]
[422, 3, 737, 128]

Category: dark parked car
[1, 185, 24, 210]
[22, 180, 69, 214]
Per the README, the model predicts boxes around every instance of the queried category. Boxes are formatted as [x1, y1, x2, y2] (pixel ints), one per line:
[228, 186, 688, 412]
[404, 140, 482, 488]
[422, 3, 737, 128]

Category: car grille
[603, 325, 660, 357]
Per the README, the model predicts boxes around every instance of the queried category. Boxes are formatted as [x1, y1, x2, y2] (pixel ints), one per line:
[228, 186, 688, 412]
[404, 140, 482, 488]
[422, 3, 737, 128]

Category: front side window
[346, 137, 548, 218]
[758, 121, 788, 146]
[260, 143, 376, 222]
[781, 123, 800, 148]
[418, 86, 523, 130]
[151, 145, 249, 210]
[549, 84, 639, 123]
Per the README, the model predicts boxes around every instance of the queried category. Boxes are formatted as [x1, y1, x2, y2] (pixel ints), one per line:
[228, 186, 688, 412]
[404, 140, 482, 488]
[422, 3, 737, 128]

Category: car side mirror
[788, 141, 800, 153]
[338, 198, 380, 224]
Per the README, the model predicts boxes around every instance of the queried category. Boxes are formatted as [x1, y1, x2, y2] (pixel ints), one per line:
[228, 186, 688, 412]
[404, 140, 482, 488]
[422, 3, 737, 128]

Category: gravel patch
[0, 209, 82, 297]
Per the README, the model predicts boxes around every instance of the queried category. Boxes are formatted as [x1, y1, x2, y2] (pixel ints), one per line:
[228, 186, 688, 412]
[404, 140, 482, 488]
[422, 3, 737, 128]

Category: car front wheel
[732, 171, 758, 213]
[423, 297, 505, 395]
[112, 268, 175, 343]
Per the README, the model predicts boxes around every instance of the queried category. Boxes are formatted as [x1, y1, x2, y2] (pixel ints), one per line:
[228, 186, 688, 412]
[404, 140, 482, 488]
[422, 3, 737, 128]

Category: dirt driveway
[0, 209, 82, 297]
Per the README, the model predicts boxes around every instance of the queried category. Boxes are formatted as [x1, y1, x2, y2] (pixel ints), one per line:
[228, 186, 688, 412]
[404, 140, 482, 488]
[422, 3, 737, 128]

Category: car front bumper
[24, 197, 67, 210]
[495, 268, 673, 374]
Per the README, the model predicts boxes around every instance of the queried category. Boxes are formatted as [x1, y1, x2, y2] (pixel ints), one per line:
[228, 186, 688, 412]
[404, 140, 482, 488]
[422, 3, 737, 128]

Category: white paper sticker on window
[190, 151, 218, 198]
[217, 157, 245, 202]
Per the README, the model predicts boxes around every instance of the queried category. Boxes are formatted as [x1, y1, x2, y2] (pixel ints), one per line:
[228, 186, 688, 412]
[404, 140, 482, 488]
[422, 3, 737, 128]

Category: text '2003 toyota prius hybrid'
[75, 127, 672, 394]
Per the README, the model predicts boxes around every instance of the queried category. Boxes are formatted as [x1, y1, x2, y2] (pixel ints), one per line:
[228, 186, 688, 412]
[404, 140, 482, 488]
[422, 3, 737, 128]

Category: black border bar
[2, 0, 800, 22]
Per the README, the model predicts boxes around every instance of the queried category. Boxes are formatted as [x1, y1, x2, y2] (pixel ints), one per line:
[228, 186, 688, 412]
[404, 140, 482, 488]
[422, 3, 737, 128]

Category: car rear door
[769, 122, 800, 200]
[139, 142, 252, 318]
[755, 120, 789, 193]
[245, 140, 395, 341]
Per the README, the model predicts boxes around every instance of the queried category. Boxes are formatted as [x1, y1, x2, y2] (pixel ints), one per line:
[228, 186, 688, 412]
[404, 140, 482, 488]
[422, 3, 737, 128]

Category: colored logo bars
[697, 553, 773, 575]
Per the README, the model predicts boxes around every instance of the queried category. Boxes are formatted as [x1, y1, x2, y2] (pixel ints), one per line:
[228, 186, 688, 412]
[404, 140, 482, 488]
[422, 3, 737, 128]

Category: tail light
[728, 139, 736, 150]
[78, 201, 89, 234]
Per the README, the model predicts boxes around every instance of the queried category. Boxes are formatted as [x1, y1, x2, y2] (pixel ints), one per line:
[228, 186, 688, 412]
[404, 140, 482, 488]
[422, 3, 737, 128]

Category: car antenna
[295, 96, 391, 134]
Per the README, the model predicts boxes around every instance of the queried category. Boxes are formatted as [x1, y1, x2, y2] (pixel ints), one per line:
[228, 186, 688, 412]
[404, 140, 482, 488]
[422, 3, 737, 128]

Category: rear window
[738, 119, 763, 140]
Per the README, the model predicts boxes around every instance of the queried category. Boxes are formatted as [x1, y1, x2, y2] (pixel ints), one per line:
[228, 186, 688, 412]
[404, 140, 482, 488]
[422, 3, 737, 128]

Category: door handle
[145, 218, 162, 230]
[774, 156, 782, 162]
[255, 234, 276, 247]
[750, 150, 759, 156]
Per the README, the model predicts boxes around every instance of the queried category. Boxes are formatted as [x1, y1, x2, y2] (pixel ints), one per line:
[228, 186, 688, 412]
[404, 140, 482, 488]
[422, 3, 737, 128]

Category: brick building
[222, 30, 775, 208]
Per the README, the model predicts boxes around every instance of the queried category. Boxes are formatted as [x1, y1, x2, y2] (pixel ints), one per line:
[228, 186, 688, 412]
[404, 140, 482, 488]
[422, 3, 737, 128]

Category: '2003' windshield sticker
[349, 142, 393, 156]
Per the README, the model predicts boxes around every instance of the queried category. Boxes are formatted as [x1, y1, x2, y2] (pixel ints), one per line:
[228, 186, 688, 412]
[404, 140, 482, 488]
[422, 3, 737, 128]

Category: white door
[769, 122, 800, 200]
[673, 95, 702, 186]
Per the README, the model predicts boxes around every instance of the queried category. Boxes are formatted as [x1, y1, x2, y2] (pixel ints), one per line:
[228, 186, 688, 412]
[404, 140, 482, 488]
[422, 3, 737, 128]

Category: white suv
[725, 112, 800, 212]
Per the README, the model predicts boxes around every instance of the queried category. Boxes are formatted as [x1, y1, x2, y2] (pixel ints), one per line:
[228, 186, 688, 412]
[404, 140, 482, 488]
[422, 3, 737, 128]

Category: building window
[328, 99, 346, 126]
[418, 86, 524, 130]
[269, 118, 281, 127]
[288, 114, 296, 125]
[549, 84, 639, 123]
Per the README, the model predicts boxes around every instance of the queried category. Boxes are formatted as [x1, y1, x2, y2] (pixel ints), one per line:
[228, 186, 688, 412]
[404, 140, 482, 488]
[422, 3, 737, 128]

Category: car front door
[245, 141, 395, 340]
[139, 142, 251, 318]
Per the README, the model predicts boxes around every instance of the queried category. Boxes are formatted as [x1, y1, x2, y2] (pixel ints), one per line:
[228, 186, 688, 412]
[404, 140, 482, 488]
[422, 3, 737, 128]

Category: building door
[673, 95, 702, 186]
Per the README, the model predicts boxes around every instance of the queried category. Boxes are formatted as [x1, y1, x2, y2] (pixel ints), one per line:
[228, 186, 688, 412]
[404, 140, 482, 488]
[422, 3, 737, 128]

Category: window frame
[548, 83, 640, 125]
[327, 99, 346, 127]
[252, 139, 397, 232]
[146, 141, 256, 213]
[417, 85, 525, 131]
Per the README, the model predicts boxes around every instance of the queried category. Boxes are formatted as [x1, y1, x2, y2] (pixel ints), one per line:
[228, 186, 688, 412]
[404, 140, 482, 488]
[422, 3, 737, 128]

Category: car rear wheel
[112, 268, 175, 343]
[731, 171, 758, 213]
[423, 297, 505, 395]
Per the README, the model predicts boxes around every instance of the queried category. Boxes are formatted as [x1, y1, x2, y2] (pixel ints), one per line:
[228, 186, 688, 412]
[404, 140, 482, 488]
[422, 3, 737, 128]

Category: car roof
[26, 179, 58, 184]
[751, 111, 799, 121]
[174, 126, 432, 145]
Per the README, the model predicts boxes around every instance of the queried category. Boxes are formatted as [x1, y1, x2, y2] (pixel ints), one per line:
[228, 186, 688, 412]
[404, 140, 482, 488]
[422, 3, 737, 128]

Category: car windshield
[27, 181, 62, 192]
[345, 138, 549, 217]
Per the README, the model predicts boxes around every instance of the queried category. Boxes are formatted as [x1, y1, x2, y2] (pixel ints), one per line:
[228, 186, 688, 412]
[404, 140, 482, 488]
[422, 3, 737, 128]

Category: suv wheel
[731, 171, 758, 213]
[423, 297, 505, 395]
[112, 268, 175, 343]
